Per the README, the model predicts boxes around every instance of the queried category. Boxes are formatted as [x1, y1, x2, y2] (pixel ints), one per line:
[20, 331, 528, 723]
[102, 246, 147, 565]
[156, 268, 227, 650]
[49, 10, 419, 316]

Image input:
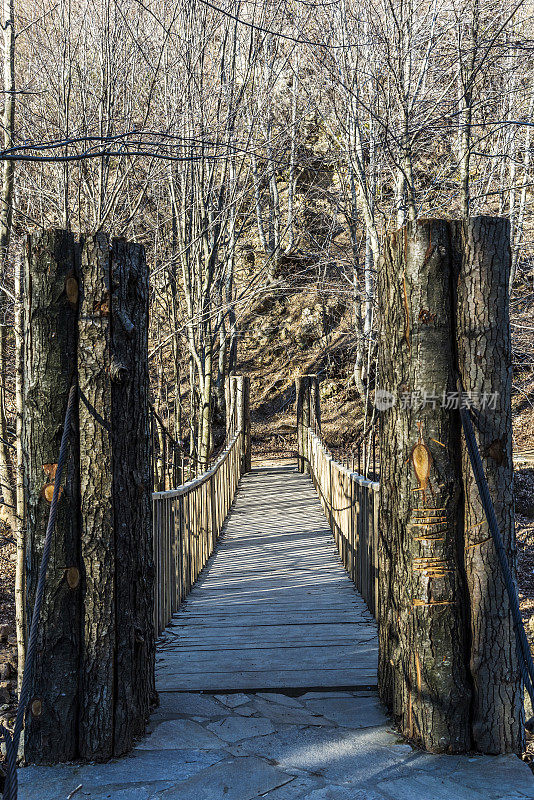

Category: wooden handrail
[152, 430, 242, 500]
[152, 428, 245, 636]
[305, 427, 380, 619]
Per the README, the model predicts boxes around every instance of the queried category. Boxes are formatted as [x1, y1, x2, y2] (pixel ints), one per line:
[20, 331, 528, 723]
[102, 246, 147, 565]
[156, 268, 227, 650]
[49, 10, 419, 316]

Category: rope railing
[150, 404, 183, 492]
[305, 426, 380, 619]
[152, 427, 244, 637]
[151, 374, 252, 638]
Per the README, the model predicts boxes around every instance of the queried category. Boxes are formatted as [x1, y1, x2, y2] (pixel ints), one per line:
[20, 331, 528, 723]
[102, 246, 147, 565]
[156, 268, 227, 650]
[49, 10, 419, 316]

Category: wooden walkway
[156, 465, 378, 692]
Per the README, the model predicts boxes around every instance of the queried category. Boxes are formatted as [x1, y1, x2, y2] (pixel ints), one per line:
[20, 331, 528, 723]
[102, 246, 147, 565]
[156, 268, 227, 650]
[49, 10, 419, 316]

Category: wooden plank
[158, 670, 378, 692]
[156, 466, 378, 692]
[165, 623, 377, 638]
[162, 642, 377, 660]
[183, 595, 365, 606]
[172, 610, 373, 621]
[164, 636, 376, 647]
[164, 622, 376, 634]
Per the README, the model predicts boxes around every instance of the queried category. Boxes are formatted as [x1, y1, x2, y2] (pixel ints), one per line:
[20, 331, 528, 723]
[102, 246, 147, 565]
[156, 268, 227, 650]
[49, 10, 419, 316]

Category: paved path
[17, 465, 534, 799]
[157, 466, 378, 692]
[19, 689, 534, 799]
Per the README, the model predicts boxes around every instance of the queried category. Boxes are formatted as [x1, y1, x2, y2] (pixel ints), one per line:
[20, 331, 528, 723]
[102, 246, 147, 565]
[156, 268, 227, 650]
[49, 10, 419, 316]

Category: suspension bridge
[3, 221, 534, 799]
[13, 382, 534, 800]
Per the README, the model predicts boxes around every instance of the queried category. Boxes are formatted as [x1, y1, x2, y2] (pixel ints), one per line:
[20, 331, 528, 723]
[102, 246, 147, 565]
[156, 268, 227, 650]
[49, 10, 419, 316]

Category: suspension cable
[2, 381, 77, 800]
[459, 401, 534, 726]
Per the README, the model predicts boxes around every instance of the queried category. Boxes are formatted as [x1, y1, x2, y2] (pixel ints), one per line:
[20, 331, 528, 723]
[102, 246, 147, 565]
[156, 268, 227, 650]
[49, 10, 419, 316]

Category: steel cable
[2, 382, 77, 800]
[459, 403, 534, 726]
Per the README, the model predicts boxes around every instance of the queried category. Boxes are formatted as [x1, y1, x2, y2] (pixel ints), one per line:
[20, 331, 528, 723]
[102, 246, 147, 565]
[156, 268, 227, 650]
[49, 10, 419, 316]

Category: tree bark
[22, 230, 81, 763]
[0, 0, 16, 532]
[110, 239, 154, 754]
[377, 220, 471, 752]
[14, 255, 25, 690]
[295, 376, 309, 473]
[77, 232, 115, 760]
[77, 234, 154, 760]
[453, 217, 524, 754]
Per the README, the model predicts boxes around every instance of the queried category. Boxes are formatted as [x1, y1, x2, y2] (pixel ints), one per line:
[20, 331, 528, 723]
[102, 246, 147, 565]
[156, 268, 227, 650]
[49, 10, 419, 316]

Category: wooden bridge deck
[156, 465, 379, 692]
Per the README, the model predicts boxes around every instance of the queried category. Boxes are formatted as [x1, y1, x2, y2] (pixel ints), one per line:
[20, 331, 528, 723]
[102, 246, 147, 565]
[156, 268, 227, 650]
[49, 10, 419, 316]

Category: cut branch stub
[65, 275, 79, 306]
[65, 567, 80, 590]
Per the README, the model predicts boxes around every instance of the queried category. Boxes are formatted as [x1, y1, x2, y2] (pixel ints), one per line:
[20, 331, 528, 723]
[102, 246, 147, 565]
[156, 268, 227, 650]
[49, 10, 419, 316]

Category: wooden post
[77, 233, 115, 760]
[242, 376, 251, 472]
[377, 216, 523, 755]
[309, 374, 321, 432]
[453, 217, 523, 754]
[225, 376, 236, 438]
[295, 376, 310, 473]
[302, 377, 311, 473]
[109, 239, 154, 754]
[377, 220, 471, 753]
[56, 232, 152, 762]
[233, 375, 251, 473]
[295, 377, 303, 472]
[22, 230, 81, 763]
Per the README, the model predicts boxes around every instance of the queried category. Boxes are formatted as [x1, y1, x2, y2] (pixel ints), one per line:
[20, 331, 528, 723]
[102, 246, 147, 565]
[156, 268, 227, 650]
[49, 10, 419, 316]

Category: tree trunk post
[109, 239, 154, 755]
[301, 377, 311, 473]
[77, 233, 116, 760]
[377, 216, 523, 754]
[377, 220, 471, 753]
[308, 374, 321, 433]
[234, 375, 251, 473]
[295, 377, 303, 472]
[295, 376, 310, 473]
[23, 231, 154, 764]
[225, 375, 237, 438]
[243, 376, 251, 472]
[22, 230, 81, 763]
[302, 374, 319, 473]
[77, 234, 154, 760]
[453, 217, 524, 754]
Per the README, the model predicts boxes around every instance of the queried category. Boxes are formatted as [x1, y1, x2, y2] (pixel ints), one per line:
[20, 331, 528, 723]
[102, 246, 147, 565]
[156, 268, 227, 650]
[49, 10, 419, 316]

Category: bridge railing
[306, 428, 379, 618]
[150, 403, 183, 491]
[296, 376, 379, 618]
[152, 427, 243, 636]
[152, 375, 250, 637]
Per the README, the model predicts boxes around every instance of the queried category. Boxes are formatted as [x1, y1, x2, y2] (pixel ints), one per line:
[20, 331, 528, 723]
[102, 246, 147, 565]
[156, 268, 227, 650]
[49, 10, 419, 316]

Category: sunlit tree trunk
[378, 220, 472, 752]
[453, 216, 524, 754]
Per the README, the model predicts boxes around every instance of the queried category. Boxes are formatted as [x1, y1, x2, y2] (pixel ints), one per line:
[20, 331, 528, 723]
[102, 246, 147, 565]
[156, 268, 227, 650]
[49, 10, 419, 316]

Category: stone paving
[18, 689, 534, 799]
